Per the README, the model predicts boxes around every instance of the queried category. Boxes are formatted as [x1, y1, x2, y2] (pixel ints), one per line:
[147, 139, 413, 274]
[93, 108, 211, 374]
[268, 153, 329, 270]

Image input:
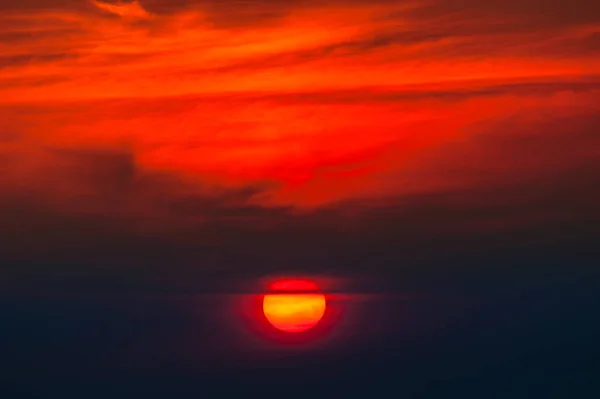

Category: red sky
[1, 0, 599, 286]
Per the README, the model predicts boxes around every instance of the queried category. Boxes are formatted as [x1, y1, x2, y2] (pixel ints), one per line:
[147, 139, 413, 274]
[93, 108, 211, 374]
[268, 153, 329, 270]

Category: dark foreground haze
[3, 271, 599, 397]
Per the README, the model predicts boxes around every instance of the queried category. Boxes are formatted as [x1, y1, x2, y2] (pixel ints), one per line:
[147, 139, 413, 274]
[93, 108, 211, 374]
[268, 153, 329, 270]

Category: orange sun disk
[262, 279, 326, 333]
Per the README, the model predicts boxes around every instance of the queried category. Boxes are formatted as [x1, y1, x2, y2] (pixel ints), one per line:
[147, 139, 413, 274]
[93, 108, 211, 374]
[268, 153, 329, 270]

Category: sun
[262, 278, 327, 333]
[263, 293, 326, 333]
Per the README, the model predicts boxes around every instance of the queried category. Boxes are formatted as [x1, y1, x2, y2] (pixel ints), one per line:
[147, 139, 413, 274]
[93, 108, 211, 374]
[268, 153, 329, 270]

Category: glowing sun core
[263, 292, 326, 333]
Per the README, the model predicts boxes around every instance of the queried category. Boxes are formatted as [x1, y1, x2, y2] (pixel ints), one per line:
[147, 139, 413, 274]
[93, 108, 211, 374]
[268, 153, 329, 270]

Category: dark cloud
[5, 0, 597, 30]
[0, 76, 69, 91]
[0, 53, 75, 69]
[0, 0, 82, 11]
[139, 0, 600, 31]
[409, 0, 600, 30]
[0, 29, 83, 47]
[532, 32, 600, 58]
[251, 77, 600, 104]
[151, 0, 294, 26]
